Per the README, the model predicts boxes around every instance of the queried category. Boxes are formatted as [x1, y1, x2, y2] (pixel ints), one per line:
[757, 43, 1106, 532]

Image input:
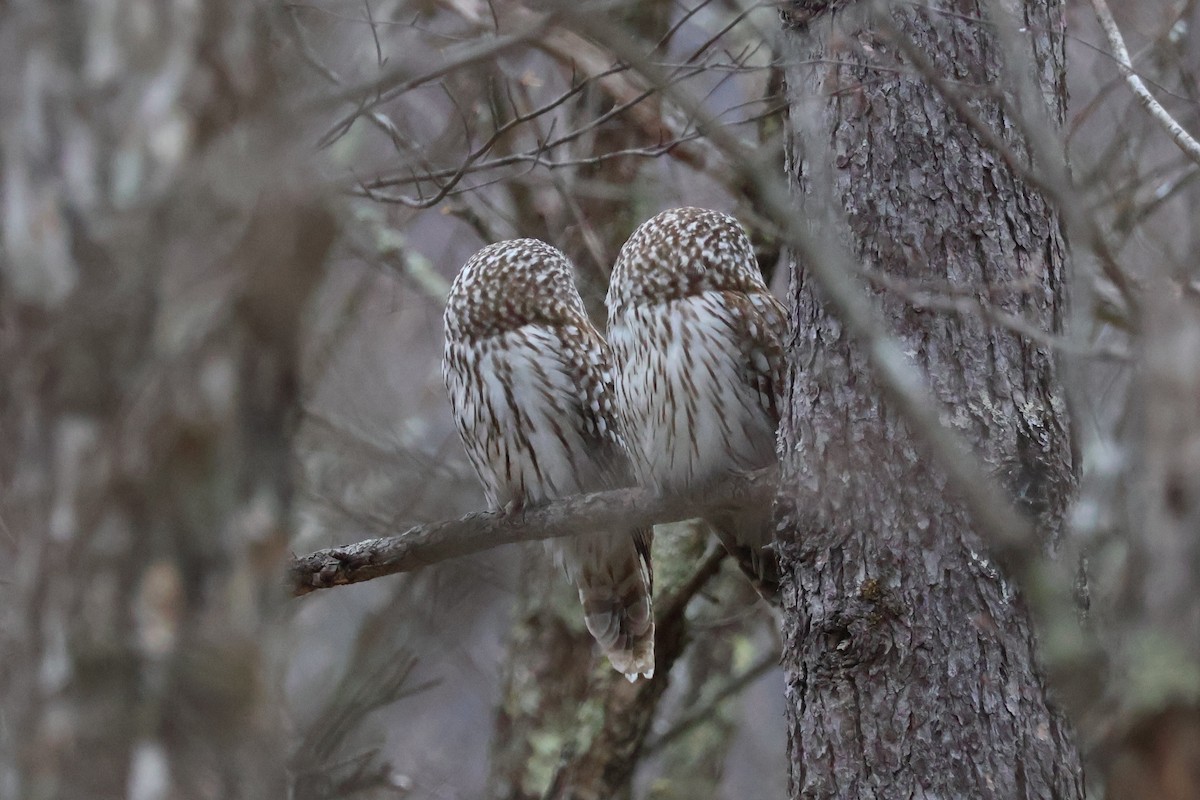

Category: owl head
[606, 207, 765, 314]
[444, 239, 589, 342]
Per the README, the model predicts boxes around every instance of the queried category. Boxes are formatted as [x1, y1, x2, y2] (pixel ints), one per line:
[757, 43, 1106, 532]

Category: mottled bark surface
[542, 545, 729, 800]
[777, 2, 1083, 797]
[488, 556, 596, 800]
[487, 527, 730, 799]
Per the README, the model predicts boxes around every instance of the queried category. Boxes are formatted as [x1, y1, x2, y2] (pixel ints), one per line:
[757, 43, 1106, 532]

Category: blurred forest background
[2, 0, 1200, 798]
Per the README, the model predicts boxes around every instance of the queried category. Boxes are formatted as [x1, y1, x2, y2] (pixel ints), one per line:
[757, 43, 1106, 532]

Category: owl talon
[502, 498, 527, 521]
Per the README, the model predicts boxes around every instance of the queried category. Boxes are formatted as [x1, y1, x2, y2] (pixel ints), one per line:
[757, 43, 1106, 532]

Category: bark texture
[777, 2, 1083, 797]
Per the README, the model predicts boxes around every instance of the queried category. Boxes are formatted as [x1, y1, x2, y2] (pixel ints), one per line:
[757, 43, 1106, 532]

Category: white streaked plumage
[607, 292, 778, 491]
[607, 208, 785, 601]
[443, 239, 654, 679]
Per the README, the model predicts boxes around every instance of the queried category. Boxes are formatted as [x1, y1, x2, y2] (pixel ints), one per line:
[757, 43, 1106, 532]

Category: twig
[437, 0, 709, 167]
[644, 649, 778, 754]
[289, 468, 778, 596]
[542, 546, 728, 800]
[1091, 0, 1200, 168]
[864, 270, 1130, 362]
[355, 64, 710, 201]
[315, 17, 555, 147]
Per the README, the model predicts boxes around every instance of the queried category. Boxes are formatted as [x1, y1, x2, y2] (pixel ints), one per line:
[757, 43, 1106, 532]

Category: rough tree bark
[0, 3, 333, 797]
[777, 2, 1084, 797]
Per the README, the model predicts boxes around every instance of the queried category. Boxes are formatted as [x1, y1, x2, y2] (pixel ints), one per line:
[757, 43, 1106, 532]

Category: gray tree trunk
[777, 2, 1084, 796]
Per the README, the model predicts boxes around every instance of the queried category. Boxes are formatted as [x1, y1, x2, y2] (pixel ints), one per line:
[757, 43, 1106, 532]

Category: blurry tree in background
[0, 2, 336, 797]
[2, 0, 1200, 799]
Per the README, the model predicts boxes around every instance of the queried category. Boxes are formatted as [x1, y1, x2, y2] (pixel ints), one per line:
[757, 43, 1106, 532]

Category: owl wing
[724, 289, 787, 426]
[558, 319, 639, 492]
[555, 317, 655, 679]
[705, 289, 785, 603]
[558, 318, 652, 573]
[442, 337, 503, 508]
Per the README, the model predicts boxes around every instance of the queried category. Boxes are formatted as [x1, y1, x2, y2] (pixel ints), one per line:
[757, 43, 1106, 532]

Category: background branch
[1091, 0, 1200, 167]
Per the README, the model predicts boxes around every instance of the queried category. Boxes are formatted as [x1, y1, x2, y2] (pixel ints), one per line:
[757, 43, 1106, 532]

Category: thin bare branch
[1090, 0, 1200, 168]
[315, 16, 555, 147]
[865, 270, 1130, 362]
[644, 649, 778, 755]
[438, 0, 706, 167]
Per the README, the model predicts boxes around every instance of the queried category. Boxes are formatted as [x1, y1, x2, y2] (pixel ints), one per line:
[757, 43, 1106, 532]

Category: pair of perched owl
[442, 207, 786, 681]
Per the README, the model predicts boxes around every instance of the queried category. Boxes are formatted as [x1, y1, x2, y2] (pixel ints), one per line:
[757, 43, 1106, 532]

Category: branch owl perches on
[292, 208, 787, 682]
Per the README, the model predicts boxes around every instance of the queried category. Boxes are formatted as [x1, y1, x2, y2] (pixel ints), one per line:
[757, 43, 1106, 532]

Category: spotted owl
[443, 239, 654, 679]
[606, 208, 785, 602]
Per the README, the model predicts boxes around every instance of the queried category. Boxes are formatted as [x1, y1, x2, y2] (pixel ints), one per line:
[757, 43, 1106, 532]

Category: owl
[606, 208, 785, 602]
[443, 239, 654, 680]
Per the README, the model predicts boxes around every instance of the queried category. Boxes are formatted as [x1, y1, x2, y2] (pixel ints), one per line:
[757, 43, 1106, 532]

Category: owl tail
[566, 532, 655, 681]
[709, 512, 781, 605]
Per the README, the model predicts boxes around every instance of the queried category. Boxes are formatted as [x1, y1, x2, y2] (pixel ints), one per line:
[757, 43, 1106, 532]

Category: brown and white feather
[606, 208, 785, 601]
[443, 239, 654, 679]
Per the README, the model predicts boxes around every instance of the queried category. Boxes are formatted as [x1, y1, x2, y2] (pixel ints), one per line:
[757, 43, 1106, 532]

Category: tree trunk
[777, 2, 1083, 796]
[483, 5, 755, 795]
[1101, 290, 1200, 800]
[0, 3, 333, 797]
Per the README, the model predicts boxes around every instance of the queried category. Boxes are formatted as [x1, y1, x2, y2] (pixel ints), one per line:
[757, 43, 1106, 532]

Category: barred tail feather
[565, 532, 655, 681]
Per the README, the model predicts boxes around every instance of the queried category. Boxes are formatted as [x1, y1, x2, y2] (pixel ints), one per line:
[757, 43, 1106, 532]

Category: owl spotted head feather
[605, 207, 769, 312]
[444, 239, 590, 342]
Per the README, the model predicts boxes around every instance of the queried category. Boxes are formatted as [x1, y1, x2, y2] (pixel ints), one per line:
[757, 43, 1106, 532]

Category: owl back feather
[607, 209, 785, 602]
[443, 239, 655, 678]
